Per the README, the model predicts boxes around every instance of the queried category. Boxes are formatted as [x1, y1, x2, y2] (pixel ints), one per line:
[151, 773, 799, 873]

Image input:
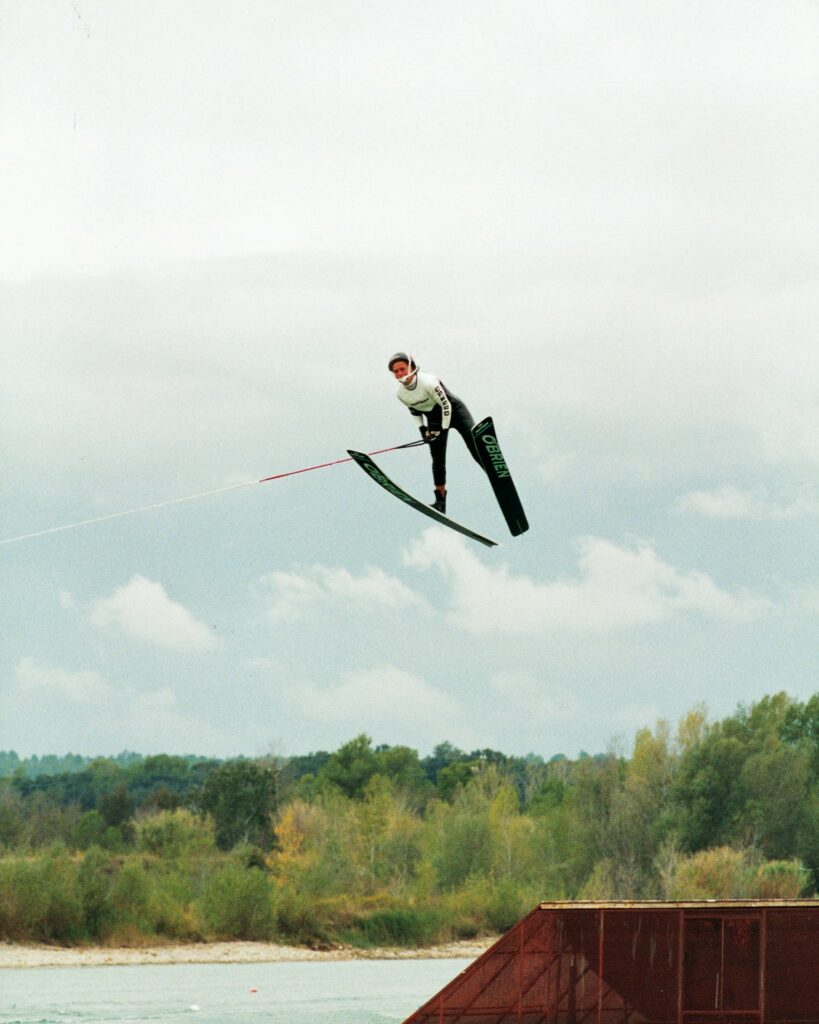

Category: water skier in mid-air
[388, 352, 484, 515]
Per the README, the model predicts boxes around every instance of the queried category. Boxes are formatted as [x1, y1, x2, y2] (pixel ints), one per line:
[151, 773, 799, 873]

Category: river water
[0, 959, 467, 1024]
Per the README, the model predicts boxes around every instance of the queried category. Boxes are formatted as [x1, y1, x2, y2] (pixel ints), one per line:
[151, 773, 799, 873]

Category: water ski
[347, 450, 498, 548]
[472, 417, 529, 536]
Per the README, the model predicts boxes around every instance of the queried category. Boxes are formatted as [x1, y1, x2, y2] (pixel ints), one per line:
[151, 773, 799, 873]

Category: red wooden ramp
[402, 900, 819, 1024]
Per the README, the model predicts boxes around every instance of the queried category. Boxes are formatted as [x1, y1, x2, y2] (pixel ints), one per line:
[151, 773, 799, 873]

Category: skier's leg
[450, 399, 485, 471]
[429, 430, 448, 512]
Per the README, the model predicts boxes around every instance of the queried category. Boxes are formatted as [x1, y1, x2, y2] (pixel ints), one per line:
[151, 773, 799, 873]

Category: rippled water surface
[0, 958, 468, 1024]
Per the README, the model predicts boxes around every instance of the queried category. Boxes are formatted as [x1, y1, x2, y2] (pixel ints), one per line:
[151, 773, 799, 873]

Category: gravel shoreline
[0, 938, 496, 969]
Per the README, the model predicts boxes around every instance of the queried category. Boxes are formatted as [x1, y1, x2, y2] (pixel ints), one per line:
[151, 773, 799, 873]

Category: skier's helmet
[388, 352, 416, 372]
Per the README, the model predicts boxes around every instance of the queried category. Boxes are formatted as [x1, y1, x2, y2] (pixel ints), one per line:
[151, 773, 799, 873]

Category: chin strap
[398, 354, 419, 386]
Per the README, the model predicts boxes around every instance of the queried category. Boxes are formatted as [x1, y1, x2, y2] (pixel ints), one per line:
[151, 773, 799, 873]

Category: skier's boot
[430, 491, 447, 515]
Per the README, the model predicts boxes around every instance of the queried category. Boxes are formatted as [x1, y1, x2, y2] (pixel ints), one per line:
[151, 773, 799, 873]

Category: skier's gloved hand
[423, 428, 442, 443]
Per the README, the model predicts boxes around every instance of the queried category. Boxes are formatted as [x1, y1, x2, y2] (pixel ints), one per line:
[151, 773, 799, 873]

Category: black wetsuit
[395, 371, 483, 487]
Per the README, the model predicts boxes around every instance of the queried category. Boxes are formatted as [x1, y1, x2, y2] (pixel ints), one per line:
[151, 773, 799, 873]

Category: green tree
[98, 783, 135, 829]
[436, 761, 475, 802]
[568, 752, 625, 888]
[738, 739, 811, 858]
[314, 735, 379, 799]
[674, 695, 818, 864]
[422, 769, 509, 890]
[421, 741, 467, 784]
[199, 759, 276, 850]
[74, 810, 108, 850]
[782, 694, 819, 775]
[673, 722, 748, 851]
[596, 723, 677, 897]
[373, 745, 429, 803]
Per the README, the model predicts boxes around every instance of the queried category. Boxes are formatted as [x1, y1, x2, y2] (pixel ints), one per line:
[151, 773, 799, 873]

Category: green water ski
[347, 451, 498, 548]
[472, 417, 529, 536]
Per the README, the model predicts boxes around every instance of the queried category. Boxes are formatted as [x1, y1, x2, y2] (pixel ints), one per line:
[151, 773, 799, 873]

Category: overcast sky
[1, 0, 816, 761]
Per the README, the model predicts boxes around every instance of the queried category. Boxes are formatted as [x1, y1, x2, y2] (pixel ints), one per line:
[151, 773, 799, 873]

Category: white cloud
[261, 565, 428, 622]
[404, 528, 771, 634]
[15, 656, 113, 704]
[290, 663, 459, 731]
[261, 572, 323, 623]
[675, 486, 818, 521]
[88, 575, 220, 653]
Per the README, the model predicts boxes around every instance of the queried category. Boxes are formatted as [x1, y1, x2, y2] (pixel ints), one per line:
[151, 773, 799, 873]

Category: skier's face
[391, 361, 415, 383]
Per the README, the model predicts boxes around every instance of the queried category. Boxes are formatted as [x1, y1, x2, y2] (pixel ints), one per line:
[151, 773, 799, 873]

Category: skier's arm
[409, 408, 424, 435]
[432, 379, 452, 429]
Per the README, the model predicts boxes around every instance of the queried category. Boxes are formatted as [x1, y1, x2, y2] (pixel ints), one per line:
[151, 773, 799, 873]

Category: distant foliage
[1, 692, 817, 947]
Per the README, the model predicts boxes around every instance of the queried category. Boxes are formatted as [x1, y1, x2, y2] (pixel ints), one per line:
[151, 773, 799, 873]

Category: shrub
[78, 845, 114, 938]
[666, 847, 749, 899]
[151, 874, 203, 940]
[434, 876, 530, 939]
[665, 847, 810, 900]
[201, 863, 275, 940]
[107, 860, 159, 938]
[751, 859, 811, 898]
[275, 888, 332, 945]
[137, 809, 215, 859]
[484, 877, 528, 933]
[0, 846, 83, 942]
[578, 860, 617, 900]
[348, 906, 446, 947]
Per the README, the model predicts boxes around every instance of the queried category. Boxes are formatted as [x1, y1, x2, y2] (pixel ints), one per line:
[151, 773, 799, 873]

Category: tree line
[0, 691, 816, 948]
